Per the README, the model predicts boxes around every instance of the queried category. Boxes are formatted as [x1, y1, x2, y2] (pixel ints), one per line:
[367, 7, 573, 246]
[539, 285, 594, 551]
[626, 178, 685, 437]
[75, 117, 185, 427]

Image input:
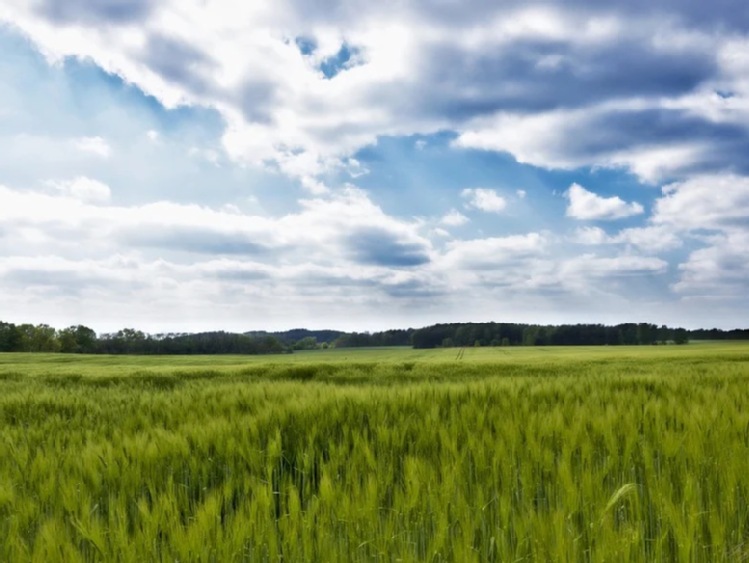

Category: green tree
[293, 337, 318, 350]
[57, 325, 97, 353]
[673, 328, 689, 345]
[0, 322, 22, 351]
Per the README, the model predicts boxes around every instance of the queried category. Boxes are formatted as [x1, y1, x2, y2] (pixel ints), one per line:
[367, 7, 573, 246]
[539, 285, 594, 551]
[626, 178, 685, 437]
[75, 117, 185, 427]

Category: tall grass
[1, 345, 749, 561]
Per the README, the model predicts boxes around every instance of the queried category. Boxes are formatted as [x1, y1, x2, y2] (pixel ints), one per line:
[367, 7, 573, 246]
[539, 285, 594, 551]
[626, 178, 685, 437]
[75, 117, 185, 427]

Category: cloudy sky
[1, 1, 748, 333]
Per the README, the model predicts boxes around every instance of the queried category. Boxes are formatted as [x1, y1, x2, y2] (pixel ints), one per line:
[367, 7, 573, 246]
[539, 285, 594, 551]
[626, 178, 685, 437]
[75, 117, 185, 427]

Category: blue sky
[0, 1, 748, 332]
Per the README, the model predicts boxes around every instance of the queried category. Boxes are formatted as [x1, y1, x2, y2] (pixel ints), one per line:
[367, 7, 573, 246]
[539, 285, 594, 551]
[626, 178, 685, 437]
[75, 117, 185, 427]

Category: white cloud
[560, 254, 668, 278]
[572, 225, 682, 252]
[0, 0, 733, 186]
[571, 226, 610, 245]
[653, 174, 749, 231]
[565, 183, 644, 220]
[440, 209, 469, 226]
[614, 226, 682, 252]
[645, 174, 749, 299]
[455, 109, 582, 169]
[48, 176, 112, 203]
[461, 188, 507, 213]
[453, 107, 722, 183]
[0, 183, 430, 267]
[73, 136, 111, 158]
[2, 3, 749, 328]
[674, 230, 749, 296]
[441, 232, 547, 269]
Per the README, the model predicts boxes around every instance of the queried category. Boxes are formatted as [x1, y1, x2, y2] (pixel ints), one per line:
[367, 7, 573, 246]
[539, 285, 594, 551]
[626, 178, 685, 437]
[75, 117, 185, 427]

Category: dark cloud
[345, 228, 430, 267]
[36, 0, 153, 25]
[238, 80, 279, 124]
[579, 0, 749, 30]
[142, 34, 215, 95]
[280, 0, 749, 35]
[424, 0, 749, 32]
[398, 37, 716, 121]
[555, 109, 749, 177]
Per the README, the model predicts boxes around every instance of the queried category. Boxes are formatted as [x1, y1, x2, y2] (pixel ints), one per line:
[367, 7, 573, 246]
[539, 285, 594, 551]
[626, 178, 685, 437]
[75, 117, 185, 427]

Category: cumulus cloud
[3, 1, 749, 328]
[441, 233, 547, 269]
[73, 136, 111, 158]
[47, 176, 112, 203]
[561, 254, 668, 277]
[461, 188, 507, 213]
[0, 183, 430, 268]
[572, 225, 682, 251]
[345, 227, 431, 267]
[2, 0, 745, 184]
[674, 230, 749, 296]
[645, 174, 749, 299]
[566, 183, 644, 220]
[440, 209, 469, 226]
[653, 174, 749, 230]
[571, 226, 610, 245]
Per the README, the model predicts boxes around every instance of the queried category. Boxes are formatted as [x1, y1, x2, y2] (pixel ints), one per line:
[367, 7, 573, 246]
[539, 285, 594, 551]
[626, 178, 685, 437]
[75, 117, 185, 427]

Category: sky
[1, 1, 748, 333]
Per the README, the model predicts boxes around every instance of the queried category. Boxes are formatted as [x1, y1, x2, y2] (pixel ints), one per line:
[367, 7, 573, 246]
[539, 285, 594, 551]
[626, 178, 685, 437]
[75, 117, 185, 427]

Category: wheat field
[1, 344, 749, 561]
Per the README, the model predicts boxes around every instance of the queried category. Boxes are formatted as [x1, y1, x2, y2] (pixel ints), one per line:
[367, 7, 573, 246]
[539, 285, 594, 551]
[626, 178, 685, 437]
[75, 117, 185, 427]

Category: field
[2, 343, 749, 561]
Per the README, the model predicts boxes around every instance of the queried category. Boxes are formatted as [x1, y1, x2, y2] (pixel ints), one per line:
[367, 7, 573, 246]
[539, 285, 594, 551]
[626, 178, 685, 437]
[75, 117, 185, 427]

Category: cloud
[441, 232, 547, 270]
[0, 183, 429, 267]
[571, 226, 610, 245]
[461, 188, 507, 213]
[48, 176, 112, 203]
[73, 136, 111, 158]
[572, 225, 682, 252]
[562, 254, 668, 277]
[440, 209, 469, 226]
[453, 105, 748, 183]
[3, 4, 749, 329]
[345, 227, 431, 267]
[565, 183, 644, 220]
[2, 0, 743, 184]
[653, 174, 749, 231]
[35, 0, 154, 25]
[674, 230, 749, 296]
[644, 174, 749, 299]
[119, 226, 271, 256]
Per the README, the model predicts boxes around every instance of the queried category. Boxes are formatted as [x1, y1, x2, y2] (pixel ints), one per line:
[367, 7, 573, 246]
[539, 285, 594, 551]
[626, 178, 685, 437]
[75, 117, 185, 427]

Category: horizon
[2, 317, 746, 337]
[1, 1, 748, 331]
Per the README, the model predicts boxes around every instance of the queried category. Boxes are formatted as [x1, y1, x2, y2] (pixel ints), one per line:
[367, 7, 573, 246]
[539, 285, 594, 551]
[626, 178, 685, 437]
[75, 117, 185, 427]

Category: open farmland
[2, 343, 749, 561]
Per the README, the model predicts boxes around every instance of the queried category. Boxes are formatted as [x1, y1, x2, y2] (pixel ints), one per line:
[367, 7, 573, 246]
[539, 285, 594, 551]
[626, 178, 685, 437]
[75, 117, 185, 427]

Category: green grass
[2, 343, 749, 561]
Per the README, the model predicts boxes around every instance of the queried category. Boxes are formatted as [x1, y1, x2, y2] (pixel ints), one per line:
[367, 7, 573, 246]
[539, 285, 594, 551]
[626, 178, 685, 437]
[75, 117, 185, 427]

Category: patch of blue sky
[294, 36, 317, 56]
[347, 131, 656, 239]
[319, 43, 359, 79]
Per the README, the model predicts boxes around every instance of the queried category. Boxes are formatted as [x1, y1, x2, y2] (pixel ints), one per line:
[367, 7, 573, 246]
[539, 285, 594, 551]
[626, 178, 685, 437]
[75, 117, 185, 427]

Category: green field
[2, 343, 749, 561]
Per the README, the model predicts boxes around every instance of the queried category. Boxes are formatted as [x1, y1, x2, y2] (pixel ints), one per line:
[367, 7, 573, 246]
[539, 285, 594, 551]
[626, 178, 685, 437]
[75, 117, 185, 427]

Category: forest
[1, 320, 748, 354]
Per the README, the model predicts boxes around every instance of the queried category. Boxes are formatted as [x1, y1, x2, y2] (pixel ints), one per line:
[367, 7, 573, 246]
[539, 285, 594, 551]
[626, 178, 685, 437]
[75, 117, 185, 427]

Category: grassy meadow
[2, 343, 749, 561]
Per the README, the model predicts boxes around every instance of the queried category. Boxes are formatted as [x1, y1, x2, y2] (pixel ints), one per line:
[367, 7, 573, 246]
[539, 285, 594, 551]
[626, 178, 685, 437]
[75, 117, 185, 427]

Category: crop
[1, 344, 749, 561]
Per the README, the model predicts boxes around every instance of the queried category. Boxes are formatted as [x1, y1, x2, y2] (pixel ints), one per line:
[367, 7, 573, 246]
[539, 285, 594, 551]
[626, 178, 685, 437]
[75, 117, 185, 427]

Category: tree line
[2, 320, 749, 355]
[409, 323, 692, 348]
[0, 323, 286, 355]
